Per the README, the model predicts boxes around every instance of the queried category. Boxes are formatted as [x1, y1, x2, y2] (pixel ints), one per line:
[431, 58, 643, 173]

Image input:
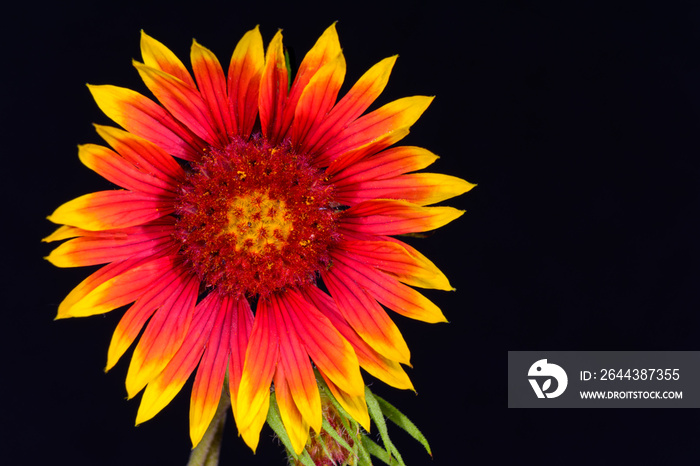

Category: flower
[44, 24, 474, 456]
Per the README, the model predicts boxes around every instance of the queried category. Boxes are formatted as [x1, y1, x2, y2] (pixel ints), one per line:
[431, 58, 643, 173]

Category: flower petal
[295, 23, 342, 76]
[106, 259, 193, 371]
[78, 143, 178, 195]
[284, 290, 364, 397]
[94, 125, 185, 186]
[125, 270, 199, 398]
[228, 297, 254, 420]
[319, 373, 370, 432]
[228, 26, 264, 138]
[140, 30, 196, 88]
[335, 172, 475, 207]
[135, 292, 219, 425]
[134, 62, 225, 147]
[320, 96, 433, 164]
[236, 299, 278, 452]
[322, 266, 410, 365]
[274, 294, 322, 433]
[300, 55, 396, 157]
[283, 23, 343, 141]
[301, 286, 414, 391]
[274, 366, 310, 455]
[42, 225, 83, 243]
[340, 199, 464, 236]
[328, 145, 439, 184]
[88, 84, 204, 161]
[258, 30, 288, 143]
[189, 294, 232, 446]
[291, 53, 346, 148]
[45, 220, 176, 268]
[332, 250, 447, 323]
[382, 233, 456, 288]
[57, 256, 172, 319]
[48, 190, 173, 231]
[338, 238, 452, 291]
[323, 127, 411, 173]
[191, 40, 233, 139]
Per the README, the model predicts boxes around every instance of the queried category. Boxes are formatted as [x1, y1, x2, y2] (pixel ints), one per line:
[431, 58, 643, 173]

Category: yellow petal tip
[134, 399, 160, 426]
[125, 378, 142, 400]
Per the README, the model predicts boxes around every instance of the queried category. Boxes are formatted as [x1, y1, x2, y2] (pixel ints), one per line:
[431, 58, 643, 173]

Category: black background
[6, 0, 700, 464]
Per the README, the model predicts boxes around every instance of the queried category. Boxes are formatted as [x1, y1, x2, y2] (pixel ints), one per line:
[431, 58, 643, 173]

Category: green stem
[186, 391, 231, 466]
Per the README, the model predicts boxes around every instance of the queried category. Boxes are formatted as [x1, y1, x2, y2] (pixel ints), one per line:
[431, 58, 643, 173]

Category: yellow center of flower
[224, 191, 292, 253]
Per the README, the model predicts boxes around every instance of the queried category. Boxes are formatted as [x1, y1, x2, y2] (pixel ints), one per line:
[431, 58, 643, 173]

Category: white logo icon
[528, 359, 568, 398]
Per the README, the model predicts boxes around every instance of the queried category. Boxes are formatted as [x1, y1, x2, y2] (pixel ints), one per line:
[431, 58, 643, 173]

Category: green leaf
[374, 394, 432, 456]
[297, 450, 316, 466]
[361, 436, 394, 465]
[284, 49, 292, 90]
[387, 440, 405, 466]
[365, 387, 391, 452]
[357, 437, 374, 466]
[364, 387, 405, 466]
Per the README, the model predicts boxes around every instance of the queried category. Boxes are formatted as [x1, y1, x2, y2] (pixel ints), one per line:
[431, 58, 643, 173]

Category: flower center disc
[225, 192, 291, 253]
[174, 136, 337, 298]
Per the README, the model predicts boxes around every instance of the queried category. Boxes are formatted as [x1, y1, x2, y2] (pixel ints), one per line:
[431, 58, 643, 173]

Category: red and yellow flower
[45, 24, 473, 455]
